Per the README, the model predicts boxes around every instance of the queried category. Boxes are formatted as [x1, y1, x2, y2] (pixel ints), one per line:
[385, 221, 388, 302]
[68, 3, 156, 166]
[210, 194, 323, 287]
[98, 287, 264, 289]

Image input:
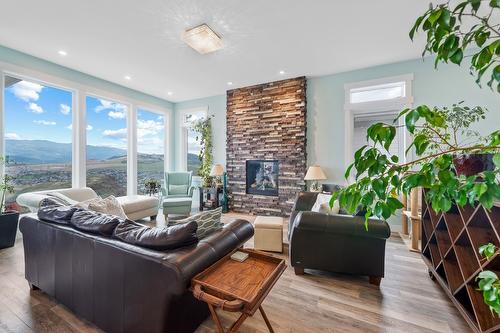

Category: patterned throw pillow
[168, 207, 223, 239]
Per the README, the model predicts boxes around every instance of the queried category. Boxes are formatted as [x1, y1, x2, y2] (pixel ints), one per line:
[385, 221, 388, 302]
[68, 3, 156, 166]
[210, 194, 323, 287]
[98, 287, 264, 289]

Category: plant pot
[0, 211, 20, 249]
[453, 153, 494, 177]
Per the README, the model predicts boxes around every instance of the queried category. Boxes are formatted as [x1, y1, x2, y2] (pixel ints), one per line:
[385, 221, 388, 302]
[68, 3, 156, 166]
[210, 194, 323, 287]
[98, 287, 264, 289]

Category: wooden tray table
[191, 249, 286, 333]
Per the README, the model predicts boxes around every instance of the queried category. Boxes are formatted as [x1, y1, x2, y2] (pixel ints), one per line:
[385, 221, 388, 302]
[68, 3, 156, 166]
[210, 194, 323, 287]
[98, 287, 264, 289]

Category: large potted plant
[0, 158, 18, 249]
[192, 116, 214, 188]
[332, 0, 500, 317]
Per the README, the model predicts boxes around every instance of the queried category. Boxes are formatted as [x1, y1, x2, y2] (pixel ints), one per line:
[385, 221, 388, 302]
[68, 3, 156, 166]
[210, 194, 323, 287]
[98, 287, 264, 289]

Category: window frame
[176, 107, 208, 173]
[135, 106, 170, 195]
[0, 61, 172, 197]
[344, 74, 414, 177]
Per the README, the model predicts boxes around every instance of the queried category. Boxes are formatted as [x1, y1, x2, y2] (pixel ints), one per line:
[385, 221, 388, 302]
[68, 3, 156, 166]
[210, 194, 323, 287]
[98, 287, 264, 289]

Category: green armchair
[161, 171, 195, 219]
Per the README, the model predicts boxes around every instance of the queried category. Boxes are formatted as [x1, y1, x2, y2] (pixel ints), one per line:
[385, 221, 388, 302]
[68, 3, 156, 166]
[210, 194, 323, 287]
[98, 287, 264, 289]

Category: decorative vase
[0, 211, 19, 249]
[221, 172, 229, 213]
[452, 153, 494, 177]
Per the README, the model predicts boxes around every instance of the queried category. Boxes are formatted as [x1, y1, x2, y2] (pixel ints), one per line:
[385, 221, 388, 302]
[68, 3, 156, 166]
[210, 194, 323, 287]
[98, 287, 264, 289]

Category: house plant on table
[0, 157, 19, 249]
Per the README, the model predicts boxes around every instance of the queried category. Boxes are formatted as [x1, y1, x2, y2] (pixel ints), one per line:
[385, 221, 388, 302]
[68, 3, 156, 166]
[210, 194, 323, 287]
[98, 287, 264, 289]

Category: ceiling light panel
[182, 24, 223, 54]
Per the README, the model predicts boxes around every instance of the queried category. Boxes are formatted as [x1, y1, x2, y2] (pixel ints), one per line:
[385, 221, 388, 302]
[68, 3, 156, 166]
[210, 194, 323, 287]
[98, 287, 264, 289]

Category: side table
[191, 249, 286, 333]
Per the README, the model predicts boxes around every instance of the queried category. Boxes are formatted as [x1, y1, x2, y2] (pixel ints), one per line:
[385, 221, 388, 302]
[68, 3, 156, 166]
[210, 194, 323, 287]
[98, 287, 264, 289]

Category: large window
[3, 76, 73, 207]
[181, 110, 206, 176]
[137, 109, 165, 194]
[85, 96, 128, 197]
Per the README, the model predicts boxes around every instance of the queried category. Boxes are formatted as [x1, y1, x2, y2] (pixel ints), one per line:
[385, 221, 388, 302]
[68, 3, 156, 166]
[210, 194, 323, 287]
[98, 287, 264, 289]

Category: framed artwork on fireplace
[246, 160, 279, 196]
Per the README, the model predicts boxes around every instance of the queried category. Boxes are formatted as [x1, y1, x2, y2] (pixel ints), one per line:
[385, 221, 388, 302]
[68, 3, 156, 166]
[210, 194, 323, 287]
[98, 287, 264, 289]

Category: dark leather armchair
[288, 192, 391, 285]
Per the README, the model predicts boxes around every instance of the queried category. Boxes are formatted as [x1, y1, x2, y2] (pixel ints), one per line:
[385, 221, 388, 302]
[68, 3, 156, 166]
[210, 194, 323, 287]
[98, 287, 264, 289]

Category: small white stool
[254, 216, 283, 253]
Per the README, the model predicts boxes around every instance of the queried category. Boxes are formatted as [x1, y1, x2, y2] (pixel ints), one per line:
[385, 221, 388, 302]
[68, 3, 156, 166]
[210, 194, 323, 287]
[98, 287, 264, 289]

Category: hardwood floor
[0, 214, 472, 333]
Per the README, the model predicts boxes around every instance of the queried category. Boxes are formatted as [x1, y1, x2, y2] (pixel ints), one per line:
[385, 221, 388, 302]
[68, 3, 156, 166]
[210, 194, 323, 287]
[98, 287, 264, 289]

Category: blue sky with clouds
[5, 78, 165, 155]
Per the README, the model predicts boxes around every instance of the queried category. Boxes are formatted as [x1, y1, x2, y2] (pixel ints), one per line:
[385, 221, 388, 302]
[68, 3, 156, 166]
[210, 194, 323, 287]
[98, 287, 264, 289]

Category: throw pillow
[318, 200, 340, 215]
[87, 195, 128, 219]
[169, 184, 188, 195]
[169, 207, 223, 239]
[47, 192, 79, 206]
[113, 219, 198, 250]
[75, 196, 102, 209]
[38, 200, 80, 225]
[70, 209, 122, 236]
[312, 193, 340, 215]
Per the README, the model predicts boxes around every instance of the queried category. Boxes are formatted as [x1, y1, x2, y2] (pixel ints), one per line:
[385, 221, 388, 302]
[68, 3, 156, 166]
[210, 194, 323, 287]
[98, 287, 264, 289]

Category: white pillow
[311, 193, 340, 215]
[74, 196, 102, 209]
[87, 195, 128, 220]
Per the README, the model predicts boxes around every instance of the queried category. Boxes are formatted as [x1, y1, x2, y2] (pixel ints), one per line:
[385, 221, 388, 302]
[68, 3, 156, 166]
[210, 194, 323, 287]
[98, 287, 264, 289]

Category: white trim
[176, 106, 208, 171]
[344, 74, 414, 177]
[0, 60, 172, 197]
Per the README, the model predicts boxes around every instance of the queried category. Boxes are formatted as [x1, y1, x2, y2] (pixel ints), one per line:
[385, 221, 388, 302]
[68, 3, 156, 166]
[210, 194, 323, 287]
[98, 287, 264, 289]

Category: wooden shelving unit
[421, 190, 500, 333]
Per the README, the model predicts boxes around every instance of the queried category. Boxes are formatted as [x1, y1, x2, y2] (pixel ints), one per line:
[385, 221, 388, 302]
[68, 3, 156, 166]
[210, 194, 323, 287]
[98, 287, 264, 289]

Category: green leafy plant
[410, 0, 500, 92]
[331, 104, 500, 226]
[192, 116, 214, 187]
[480, 243, 497, 260]
[0, 157, 14, 214]
[477, 243, 500, 315]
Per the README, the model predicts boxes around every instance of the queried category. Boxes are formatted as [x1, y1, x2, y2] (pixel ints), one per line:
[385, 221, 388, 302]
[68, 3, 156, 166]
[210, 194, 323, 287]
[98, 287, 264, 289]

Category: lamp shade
[210, 164, 224, 177]
[304, 165, 327, 181]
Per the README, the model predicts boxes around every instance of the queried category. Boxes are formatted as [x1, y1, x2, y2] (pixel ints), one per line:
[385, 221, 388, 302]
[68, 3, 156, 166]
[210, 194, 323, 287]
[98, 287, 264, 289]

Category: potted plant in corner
[0, 157, 18, 249]
[332, 0, 500, 319]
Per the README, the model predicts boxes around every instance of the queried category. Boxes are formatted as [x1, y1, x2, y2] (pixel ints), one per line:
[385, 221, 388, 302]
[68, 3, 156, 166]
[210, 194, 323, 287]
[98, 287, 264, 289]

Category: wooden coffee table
[191, 248, 286, 333]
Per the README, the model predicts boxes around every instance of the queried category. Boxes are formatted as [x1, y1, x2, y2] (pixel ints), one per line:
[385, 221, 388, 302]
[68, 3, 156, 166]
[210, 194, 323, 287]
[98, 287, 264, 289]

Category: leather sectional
[20, 211, 253, 333]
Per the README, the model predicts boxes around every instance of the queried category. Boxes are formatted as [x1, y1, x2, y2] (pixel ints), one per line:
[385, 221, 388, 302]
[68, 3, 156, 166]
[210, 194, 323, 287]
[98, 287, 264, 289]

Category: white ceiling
[0, 0, 426, 102]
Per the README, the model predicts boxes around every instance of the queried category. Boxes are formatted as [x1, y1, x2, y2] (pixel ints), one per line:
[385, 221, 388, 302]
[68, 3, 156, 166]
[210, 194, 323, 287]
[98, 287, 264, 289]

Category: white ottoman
[254, 216, 283, 253]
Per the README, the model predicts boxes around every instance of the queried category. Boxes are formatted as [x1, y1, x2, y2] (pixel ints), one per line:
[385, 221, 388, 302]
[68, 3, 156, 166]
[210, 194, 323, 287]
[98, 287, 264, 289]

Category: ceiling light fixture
[182, 23, 223, 54]
[227, 81, 233, 86]
[58, 50, 67, 56]
[279, 70, 285, 75]
[124, 75, 132, 80]
[167, 91, 173, 96]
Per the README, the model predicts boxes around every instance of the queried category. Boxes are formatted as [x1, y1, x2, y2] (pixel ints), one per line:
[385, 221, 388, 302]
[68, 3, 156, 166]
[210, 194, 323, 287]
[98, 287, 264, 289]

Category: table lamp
[304, 165, 327, 192]
[210, 164, 224, 186]
[210, 164, 229, 213]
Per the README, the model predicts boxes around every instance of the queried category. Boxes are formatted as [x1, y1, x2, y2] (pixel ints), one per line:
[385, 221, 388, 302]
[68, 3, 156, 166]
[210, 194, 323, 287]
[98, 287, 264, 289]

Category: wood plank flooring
[0, 214, 472, 333]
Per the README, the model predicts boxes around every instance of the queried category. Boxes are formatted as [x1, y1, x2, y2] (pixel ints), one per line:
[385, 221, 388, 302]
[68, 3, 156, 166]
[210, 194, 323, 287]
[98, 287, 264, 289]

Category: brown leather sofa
[20, 214, 253, 333]
[288, 191, 391, 285]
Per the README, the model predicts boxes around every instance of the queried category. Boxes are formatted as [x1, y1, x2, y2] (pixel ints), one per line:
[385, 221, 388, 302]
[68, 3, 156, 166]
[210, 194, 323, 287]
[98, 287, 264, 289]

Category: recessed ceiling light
[279, 70, 285, 75]
[58, 50, 67, 56]
[167, 91, 173, 96]
[227, 81, 233, 86]
[182, 23, 223, 54]
[124, 75, 132, 80]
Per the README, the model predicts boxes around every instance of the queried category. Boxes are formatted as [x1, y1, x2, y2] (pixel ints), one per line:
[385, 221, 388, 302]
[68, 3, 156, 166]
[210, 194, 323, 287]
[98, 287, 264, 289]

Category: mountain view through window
[4, 76, 73, 208]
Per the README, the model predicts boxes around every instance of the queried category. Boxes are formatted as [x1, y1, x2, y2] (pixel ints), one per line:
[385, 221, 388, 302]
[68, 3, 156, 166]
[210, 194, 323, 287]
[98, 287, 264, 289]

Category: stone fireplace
[226, 77, 307, 216]
[246, 160, 279, 196]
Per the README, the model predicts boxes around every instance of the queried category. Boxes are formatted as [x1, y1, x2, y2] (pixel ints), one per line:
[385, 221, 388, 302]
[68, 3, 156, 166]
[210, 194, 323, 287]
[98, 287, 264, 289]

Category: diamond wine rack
[421, 190, 500, 333]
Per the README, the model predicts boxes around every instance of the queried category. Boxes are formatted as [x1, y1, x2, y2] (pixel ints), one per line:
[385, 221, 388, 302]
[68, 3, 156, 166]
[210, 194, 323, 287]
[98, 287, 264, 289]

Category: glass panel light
[182, 24, 223, 54]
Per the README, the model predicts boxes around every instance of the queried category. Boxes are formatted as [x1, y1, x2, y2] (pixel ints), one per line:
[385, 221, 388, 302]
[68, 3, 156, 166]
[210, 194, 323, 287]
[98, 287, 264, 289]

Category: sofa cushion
[113, 219, 198, 250]
[88, 195, 128, 219]
[169, 184, 188, 195]
[116, 195, 159, 213]
[169, 207, 223, 239]
[70, 209, 122, 236]
[37, 200, 80, 225]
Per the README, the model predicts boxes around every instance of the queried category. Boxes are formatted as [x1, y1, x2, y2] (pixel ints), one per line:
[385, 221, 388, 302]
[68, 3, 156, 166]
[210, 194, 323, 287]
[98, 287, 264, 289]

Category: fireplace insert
[246, 160, 279, 196]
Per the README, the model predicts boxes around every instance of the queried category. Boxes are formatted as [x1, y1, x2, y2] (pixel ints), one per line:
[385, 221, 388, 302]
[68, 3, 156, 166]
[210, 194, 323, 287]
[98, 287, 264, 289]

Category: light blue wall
[173, 94, 227, 170]
[0, 45, 173, 109]
[173, 57, 499, 182]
